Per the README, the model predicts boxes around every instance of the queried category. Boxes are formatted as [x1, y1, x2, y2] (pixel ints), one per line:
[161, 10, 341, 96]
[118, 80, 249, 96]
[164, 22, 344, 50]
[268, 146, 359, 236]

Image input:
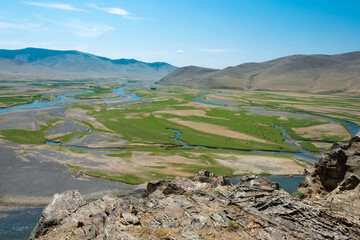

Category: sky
[0, 0, 359, 68]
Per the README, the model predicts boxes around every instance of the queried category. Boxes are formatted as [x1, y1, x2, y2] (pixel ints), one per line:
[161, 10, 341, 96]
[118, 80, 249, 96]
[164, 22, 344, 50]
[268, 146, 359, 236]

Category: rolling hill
[0, 48, 177, 81]
[158, 52, 360, 93]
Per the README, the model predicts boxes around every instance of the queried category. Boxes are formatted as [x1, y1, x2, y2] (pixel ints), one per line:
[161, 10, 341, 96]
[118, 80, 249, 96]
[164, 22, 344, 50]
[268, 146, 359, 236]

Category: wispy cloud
[23, 1, 85, 11]
[176, 49, 184, 53]
[0, 21, 44, 30]
[201, 48, 229, 53]
[89, 3, 143, 20]
[63, 20, 114, 37]
[89, 3, 128, 16]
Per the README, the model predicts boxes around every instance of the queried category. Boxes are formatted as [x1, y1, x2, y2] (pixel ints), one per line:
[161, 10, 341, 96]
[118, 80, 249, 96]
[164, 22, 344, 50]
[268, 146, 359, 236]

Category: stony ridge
[30, 168, 360, 240]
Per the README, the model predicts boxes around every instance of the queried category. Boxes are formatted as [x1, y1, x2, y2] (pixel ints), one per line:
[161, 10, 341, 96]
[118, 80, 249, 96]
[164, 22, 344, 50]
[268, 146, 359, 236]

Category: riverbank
[0, 83, 358, 207]
[0, 172, 307, 209]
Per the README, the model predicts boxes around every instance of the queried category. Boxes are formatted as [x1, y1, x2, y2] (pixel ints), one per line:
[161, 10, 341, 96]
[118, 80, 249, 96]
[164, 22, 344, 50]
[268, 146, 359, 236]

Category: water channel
[1, 87, 359, 239]
[0, 86, 139, 114]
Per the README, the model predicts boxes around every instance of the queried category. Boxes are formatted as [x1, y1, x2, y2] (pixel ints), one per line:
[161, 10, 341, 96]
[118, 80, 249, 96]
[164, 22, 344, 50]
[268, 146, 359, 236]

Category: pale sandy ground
[292, 123, 351, 140]
[264, 91, 319, 98]
[291, 104, 360, 114]
[176, 102, 219, 108]
[153, 109, 227, 120]
[129, 152, 197, 177]
[167, 118, 269, 143]
[215, 154, 307, 175]
[311, 142, 333, 149]
[285, 104, 360, 121]
[127, 151, 307, 176]
[1, 140, 309, 207]
[35, 145, 130, 173]
[27, 145, 308, 178]
[65, 108, 112, 131]
[278, 116, 288, 120]
[97, 93, 119, 99]
[252, 99, 303, 105]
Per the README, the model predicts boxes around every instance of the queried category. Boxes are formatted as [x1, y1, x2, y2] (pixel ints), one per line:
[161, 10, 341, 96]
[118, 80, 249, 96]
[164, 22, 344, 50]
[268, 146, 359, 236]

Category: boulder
[315, 149, 347, 191]
[142, 179, 185, 198]
[298, 136, 360, 197]
[29, 190, 86, 239]
[337, 173, 360, 191]
[192, 169, 233, 187]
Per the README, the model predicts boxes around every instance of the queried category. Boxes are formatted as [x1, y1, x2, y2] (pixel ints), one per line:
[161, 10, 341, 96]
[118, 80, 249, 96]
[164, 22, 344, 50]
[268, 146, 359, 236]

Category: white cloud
[201, 48, 229, 53]
[176, 49, 184, 53]
[89, 3, 129, 16]
[23, 1, 85, 11]
[64, 20, 114, 37]
[103, 7, 129, 16]
[88, 3, 144, 20]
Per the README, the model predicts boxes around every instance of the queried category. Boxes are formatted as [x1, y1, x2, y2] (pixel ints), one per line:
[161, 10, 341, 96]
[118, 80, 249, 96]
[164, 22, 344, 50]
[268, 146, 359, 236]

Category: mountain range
[0, 48, 177, 81]
[158, 51, 360, 93]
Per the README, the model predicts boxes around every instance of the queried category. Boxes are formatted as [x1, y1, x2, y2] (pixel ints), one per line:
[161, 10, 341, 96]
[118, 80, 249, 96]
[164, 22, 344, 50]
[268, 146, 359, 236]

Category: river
[1, 87, 358, 239]
[0, 207, 42, 240]
[168, 128, 318, 162]
[0, 86, 139, 115]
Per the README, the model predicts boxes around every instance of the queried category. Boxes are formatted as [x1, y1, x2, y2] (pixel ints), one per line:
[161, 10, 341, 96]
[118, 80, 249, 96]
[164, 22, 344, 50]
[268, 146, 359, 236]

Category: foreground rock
[298, 136, 360, 214]
[30, 170, 360, 240]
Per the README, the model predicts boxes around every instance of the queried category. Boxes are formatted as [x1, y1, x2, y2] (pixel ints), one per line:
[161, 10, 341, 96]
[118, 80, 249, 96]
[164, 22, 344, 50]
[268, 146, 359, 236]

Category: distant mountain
[0, 48, 177, 81]
[158, 52, 360, 93]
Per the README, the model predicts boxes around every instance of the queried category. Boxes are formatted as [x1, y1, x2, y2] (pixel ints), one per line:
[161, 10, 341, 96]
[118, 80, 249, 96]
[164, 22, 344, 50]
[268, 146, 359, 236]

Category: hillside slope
[159, 51, 360, 93]
[0, 48, 177, 81]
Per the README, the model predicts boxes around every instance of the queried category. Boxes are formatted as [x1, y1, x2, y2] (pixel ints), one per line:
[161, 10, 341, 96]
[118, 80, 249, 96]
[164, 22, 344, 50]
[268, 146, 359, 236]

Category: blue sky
[0, 0, 359, 68]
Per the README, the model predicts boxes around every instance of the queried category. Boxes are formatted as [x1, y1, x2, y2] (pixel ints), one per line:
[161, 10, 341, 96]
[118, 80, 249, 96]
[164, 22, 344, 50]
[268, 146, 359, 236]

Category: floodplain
[0, 80, 358, 206]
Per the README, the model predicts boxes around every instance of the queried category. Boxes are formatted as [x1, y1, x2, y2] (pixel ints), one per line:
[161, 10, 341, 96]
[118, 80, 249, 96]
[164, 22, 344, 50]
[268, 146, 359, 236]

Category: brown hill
[158, 51, 360, 93]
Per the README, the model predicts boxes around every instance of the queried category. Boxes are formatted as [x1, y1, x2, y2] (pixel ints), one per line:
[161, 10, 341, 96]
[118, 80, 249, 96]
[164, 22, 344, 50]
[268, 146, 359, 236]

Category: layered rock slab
[30, 170, 360, 240]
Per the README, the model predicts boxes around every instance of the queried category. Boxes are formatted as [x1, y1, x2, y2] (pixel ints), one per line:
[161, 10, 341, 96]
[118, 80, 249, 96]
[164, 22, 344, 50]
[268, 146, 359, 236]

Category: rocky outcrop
[30, 170, 360, 240]
[29, 190, 86, 239]
[298, 136, 360, 198]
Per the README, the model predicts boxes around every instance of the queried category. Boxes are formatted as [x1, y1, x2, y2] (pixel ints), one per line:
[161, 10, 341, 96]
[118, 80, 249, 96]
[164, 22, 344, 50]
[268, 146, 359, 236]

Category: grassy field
[0, 94, 46, 107]
[0, 82, 358, 184]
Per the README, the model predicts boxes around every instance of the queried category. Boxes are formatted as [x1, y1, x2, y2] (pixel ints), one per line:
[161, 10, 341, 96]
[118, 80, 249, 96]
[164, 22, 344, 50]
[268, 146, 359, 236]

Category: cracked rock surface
[30, 169, 360, 240]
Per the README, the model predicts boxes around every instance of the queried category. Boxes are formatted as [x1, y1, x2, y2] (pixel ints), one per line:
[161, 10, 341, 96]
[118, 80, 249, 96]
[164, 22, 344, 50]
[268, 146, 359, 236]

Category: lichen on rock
[30, 169, 360, 239]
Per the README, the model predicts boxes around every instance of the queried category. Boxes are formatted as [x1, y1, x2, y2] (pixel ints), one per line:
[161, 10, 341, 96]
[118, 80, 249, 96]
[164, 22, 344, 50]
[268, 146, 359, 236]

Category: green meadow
[0, 83, 358, 184]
